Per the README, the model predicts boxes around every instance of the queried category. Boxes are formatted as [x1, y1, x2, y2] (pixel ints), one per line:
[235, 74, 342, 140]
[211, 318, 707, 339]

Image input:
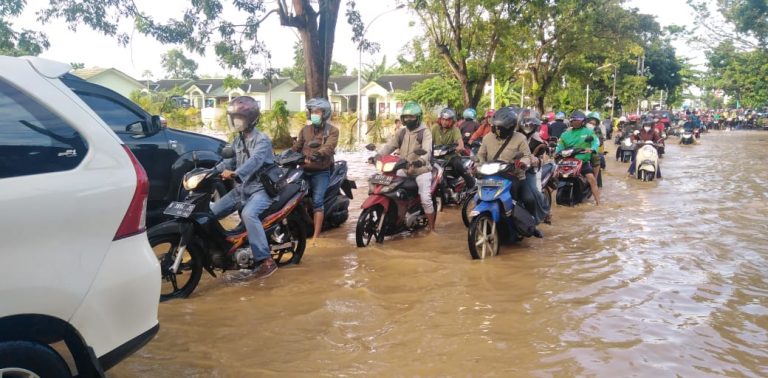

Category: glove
[411, 159, 425, 168]
[514, 160, 527, 170]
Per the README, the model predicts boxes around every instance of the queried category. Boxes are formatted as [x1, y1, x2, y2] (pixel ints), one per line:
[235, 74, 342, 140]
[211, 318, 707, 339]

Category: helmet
[570, 110, 586, 122]
[642, 117, 654, 126]
[586, 111, 602, 123]
[400, 101, 423, 130]
[619, 116, 627, 122]
[491, 107, 518, 139]
[306, 97, 332, 122]
[462, 108, 477, 120]
[485, 109, 496, 119]
[628, 114, 639, 122]
[546, 111, 555, 122]
[518, 109, 541, 136]
[439, 107, 457, 121]
[555, 111, 566, 121]
[227, 96, 261, 132]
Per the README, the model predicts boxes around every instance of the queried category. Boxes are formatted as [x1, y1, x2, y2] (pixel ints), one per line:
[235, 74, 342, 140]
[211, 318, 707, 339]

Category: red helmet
[546, 111, 555, 122]
[485, 109, 495, 118]
[628, 114, 639, 122]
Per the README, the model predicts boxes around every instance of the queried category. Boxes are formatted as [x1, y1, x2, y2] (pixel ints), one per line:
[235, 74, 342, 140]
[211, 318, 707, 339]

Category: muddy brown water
[112, 130, 768, 377]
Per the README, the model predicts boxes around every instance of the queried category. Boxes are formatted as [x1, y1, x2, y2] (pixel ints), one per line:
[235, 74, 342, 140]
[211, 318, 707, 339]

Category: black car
[62, 74, 228, 226]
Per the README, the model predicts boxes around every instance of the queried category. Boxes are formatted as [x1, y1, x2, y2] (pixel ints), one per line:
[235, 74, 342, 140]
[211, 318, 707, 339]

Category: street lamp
[596, 63, 617, 120]
[356, 4, 405, 145]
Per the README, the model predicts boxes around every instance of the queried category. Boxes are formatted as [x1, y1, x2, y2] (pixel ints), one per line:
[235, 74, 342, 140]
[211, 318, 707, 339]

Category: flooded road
[112, 130, 768, 376]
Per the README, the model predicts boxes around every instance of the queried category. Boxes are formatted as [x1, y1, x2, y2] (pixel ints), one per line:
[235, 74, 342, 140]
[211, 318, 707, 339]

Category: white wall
[89, 73, 144, 99]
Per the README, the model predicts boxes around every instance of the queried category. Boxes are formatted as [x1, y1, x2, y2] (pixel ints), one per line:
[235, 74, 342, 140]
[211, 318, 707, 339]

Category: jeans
[522, 170, 550, 224]
[305, 170, 330, 213]
[211, 188, 274, 262]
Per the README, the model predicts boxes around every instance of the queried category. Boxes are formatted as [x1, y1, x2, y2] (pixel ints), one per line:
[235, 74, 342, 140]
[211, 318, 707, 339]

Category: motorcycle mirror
[365, 143, 377, 151]
[221, 146, 235, 159]
[308, 141, 321, 148]
[414, 148, 428, 156]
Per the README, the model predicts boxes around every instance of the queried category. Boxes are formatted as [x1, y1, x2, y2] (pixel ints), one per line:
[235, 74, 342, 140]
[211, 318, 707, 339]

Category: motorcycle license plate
[163, 202, 196, 218]
[477, 179, 502, 187]
[370, 174, 392, 185]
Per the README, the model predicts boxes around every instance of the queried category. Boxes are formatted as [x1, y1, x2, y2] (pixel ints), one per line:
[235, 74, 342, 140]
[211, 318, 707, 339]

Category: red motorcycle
[355, 145, 441, 247]
[554, 147, 593, 207]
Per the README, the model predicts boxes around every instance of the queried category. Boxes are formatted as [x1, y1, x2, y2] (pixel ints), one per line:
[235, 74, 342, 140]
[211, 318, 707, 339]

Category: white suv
[0, 56, 160, 376]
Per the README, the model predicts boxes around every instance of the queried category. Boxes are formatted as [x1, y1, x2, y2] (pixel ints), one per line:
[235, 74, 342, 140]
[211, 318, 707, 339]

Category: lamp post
[592, 63, 617, 117]
[356, 4, 405, 145]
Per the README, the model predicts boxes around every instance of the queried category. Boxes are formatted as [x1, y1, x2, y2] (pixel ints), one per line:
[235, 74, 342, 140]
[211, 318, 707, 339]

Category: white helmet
[619, 116, 627, 122]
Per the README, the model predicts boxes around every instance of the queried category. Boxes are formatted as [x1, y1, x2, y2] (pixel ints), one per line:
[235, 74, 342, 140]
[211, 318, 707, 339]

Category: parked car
[0, 56, 160, 376]
[60, 74, 228, 226]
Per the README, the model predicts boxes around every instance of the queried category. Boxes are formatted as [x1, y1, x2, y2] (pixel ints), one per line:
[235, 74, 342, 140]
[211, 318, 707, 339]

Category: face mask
[232, 116, 249, 132]
[310, 114, 322, 126]
[403, 118, 419, 129]
[644, 126, 651, 132]
[587, 124, 595, 130]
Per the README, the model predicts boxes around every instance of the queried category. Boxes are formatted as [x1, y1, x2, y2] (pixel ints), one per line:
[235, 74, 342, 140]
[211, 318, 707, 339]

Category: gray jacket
[378, 123, 433, 176]
[216, 130, 275, 198]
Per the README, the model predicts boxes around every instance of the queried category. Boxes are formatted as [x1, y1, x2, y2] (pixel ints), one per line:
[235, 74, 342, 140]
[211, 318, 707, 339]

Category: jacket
[216, 130, 275, 198]
[292, 122, 339, 171]
[477, 132, 531, 180]
[469, 121, 492, 143]
[631, 128, 662, 144]
[555, 127, 599, 163]
[379, 123, 433, 176]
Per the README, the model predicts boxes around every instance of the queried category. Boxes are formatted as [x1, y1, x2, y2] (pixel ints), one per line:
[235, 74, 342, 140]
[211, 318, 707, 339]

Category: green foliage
[261, 100, 293, 149]
[704, 41, 768, 108]
[161, 49, 199, 79]
[0, 0, 49, 56]
[129, 90, 202, 131]
[222, 75, 244, 90]
[398, 76, 463, 111]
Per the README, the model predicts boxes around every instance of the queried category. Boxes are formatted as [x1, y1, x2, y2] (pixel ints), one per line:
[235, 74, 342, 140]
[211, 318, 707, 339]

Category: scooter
[680, 130, 695, 145]
[433, 143, 476, 211]
[466, 154, 541, 260]
[554, 148, 593, 206]
[149, 147, 308, 301]
[616, 137, 636, 163]
[634, 141, 660, 182]
[355, 145, 441, 247]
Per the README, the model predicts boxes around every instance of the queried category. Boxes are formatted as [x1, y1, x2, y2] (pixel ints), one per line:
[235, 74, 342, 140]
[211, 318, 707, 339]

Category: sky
[13, 0, 702, 81]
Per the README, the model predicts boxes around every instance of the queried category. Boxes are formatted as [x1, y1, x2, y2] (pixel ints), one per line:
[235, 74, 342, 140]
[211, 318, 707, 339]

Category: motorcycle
[355, 145, 441, 247]
[466, 154, 541, 260]
[149, 147, 308, 301]
[433, 143, 476, 211]
[680, 130, 695, 145]
[634, 141, 660, 182]
[554, 148, 593, 206]
[616, 137, 636, 163]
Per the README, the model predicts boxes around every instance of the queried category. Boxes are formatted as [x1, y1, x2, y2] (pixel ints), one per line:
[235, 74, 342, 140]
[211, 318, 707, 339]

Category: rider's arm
[415, 129, 433, 167]
[515, 136, 532, 167]
[589, 130, 599, 152]
[555, 134, 565, 154]
[215, 136, 238, 172]
[454, 127, 465, 151]
[377, 131, 400, 156]
[235, 133, 272, 180]
[477, 135, 489, 163]
[469, 123, 485, 143]
[317, 126, 339, 158]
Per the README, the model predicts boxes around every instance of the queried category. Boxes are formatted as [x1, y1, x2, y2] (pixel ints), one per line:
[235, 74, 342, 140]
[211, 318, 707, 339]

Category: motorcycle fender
[639, 164, 656, 172]
[361, 195, 391, 213]
[341, 179, 356, 199]
[473, 201, 502, 223]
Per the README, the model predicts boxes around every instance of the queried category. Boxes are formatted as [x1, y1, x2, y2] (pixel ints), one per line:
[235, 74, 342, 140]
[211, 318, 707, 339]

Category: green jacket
[555, 127, 599, 163]
[430, 125, 462, 159]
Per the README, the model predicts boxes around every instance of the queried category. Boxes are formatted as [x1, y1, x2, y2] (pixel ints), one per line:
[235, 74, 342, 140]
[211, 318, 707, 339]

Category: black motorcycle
[433, 144, 476, 211]
[149, 147, 308, 301]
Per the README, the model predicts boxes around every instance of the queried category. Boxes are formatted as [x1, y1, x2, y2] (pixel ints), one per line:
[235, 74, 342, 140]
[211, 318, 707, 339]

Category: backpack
[397, 127, 425, 146]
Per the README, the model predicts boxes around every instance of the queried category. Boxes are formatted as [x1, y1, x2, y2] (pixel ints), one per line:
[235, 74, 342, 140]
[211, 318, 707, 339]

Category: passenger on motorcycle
[431, 107, 476, 188]
[548, 111, 568, 139]
[585, 111, 606, 187]
[555, 110, 601, 205]
[628, 118, 663, 178]
[460, 108, 479, 147]
[653, 117, 665, 135]
[517, 109, 552, 224]
[211, 96, 278, 280]
[540, 112, 554, 140]
[477, 107, 535, 214]
[469, 109, 495, 144]
[291, 98, 340, 244]
[375, 101, 436, 232]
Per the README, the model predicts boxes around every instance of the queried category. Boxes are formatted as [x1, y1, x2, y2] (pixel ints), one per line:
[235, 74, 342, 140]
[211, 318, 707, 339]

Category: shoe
[225, 258, 277, 282]
[542, 213, 552, 225]
[532, 228, 544, 238]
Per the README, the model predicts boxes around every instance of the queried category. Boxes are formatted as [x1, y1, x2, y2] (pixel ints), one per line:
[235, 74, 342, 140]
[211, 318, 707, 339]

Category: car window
[0, 79, 88, 179]
[75, 93, 145, 134]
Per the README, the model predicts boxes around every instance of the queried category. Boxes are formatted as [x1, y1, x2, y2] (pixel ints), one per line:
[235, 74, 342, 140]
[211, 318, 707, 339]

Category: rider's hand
[411, 159, 425, 168]
[310, 151, 322, 162]
[221, 169, 236, 180]
[514, 160, 527, 170]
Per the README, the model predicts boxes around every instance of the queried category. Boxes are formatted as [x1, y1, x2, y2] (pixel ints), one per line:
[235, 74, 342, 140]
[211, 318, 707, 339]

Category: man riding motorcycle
[431, 107, 476, 188]
[517, 109, 552, 224]
[211, 96, 278, 281]
[585, 111, 606, 188]
[459, 108, 479, 147]
[555, 110, 600, 205]
[548, 111, 568, 139]
[291, 97, 340, 244]
[628, 118, 663, 178]
[469, 109, 495, 144]
[375, 101, 436, 232]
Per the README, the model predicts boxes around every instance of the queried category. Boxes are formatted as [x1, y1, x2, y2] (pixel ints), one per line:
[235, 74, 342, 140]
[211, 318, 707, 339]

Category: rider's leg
[210, 187, 240, 220]
[416, 171, 436, 232]
[306, 170, 330, 240]
[450, 156, 475, 188]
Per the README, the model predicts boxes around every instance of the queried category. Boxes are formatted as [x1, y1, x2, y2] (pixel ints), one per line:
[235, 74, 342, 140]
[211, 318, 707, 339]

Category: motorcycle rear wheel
[468, 213, 499, 260]
[150, 232, 203, 302]
[356, 205, 384, 247]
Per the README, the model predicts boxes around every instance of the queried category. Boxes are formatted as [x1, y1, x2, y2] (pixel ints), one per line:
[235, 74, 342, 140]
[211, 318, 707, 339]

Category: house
[360, 74, 440, 120]
[290, 76, 363, 114]
[150, 79, 195, 93]
[71, 67, 146, 99]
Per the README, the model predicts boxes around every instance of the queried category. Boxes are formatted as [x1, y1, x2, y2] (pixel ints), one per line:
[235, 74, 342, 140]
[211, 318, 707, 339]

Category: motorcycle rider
[431, 107, 476, 189]
[540, 112, 554, 141]
[468, 109, 495, 144]
[629, 117, 663, 178]
[375, 101, 436, 232]
[585, 111, 605, 188]
[517, 109, 552, 224]
[291, 97, 340, 244]
[555, 110, 600, 205]
[548, 112, 568, 139]
[211, 96, 278, 280]
[460, 108, 479, 147]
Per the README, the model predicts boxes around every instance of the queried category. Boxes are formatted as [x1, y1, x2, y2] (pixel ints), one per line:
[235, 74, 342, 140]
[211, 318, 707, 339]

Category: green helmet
[586, 111, 602, 123]
[400, 101, 423, 130]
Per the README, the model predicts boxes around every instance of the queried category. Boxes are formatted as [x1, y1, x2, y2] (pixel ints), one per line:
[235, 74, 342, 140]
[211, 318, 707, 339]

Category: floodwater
[112, 130, 768, 377]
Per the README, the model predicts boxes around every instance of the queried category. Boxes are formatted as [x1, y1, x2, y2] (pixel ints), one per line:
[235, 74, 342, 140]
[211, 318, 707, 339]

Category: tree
[398, 75, 463, 111]
[39, 0, 361, 100]
[280, 40, 349, 82]
[0, 0, 49, 56]
[161, 49, 199, 80]
[409, 0, 516, 109]
[688, 0, 768, 50]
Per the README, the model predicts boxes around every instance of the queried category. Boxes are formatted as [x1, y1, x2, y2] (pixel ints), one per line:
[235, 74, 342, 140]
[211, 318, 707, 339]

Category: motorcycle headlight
[623, 139, 632, 147]
[183, 172, 207, 190]
[479, 162, 505, 176]
[434, 150, 447, 157]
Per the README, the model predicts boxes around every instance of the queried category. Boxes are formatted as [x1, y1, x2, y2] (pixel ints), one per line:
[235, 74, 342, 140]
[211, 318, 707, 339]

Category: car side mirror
[308, 141, 321, 148]
[221, 146, 235, 159]
[150, 115, 165, 133]
[126, 121, 144, 135]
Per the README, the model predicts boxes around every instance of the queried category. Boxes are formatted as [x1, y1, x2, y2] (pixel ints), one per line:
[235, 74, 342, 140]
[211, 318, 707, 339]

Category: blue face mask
[310, 114, 322, 126]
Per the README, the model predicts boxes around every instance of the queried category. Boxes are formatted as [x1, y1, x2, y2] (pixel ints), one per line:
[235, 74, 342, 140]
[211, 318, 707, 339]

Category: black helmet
[517, 109, 541, 136]
[227, 96, 261, 132]
[491, 107, 518, 139]
[642, 117, 654, 126]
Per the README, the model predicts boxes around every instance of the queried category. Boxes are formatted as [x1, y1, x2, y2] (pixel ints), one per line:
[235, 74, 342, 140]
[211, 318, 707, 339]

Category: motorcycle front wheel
[468, 213, 499, 260]
[150, 231, 203, 302]
[356, 205, 384, 247]
[461, 193, 477, 227]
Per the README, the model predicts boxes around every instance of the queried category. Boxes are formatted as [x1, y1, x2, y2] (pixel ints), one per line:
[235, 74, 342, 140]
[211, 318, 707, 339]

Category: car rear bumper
[98, 323, 159, 371]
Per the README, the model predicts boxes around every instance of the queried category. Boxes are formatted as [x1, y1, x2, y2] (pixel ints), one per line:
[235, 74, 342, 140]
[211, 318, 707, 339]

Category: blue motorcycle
[466, 159, 539, 260]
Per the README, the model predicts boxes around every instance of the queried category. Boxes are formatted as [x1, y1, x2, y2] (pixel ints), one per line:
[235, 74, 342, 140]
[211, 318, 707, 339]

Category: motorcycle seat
[259, 182, 302, 220]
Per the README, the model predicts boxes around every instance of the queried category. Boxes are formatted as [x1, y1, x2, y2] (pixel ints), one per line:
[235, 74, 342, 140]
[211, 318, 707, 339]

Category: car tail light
[114, 145, 149, 240]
